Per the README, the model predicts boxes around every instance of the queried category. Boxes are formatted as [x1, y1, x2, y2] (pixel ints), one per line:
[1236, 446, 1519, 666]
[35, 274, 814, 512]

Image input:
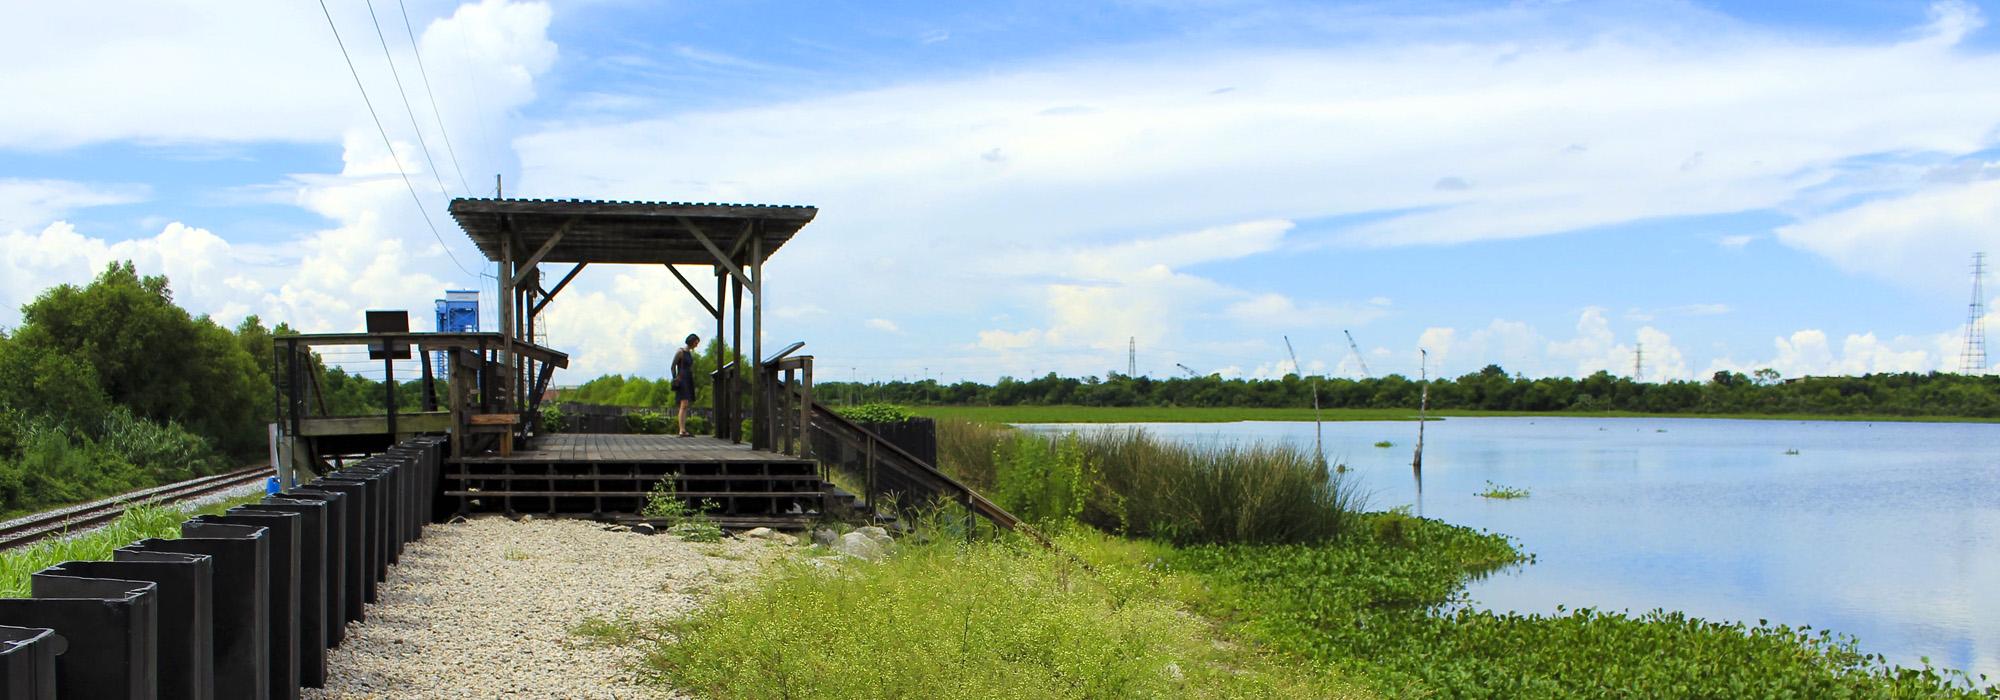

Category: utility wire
[397, 0, 473, 195]
[316, 0, 476, 278]
[365, 0, 455, 200]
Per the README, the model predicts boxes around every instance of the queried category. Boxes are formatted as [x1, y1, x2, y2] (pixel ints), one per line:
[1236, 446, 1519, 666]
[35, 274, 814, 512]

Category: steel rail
[0, 465, 275, 551]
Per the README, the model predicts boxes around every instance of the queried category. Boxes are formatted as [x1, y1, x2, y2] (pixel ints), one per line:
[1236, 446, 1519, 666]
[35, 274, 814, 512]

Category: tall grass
[933, 417, 1010, 490]
[972, 426, 1363, 545]
[595, 530, 1365, 699]
[0, 495, 263, 597]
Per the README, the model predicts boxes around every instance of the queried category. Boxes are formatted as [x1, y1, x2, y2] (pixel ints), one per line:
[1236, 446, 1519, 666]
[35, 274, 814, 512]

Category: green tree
[5, 262, 265, 456]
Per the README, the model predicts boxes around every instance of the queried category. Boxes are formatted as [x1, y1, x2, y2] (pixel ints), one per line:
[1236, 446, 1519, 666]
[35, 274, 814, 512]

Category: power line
[397, 0, 473, 194]
[365, 0, 456, 199]
[315, 0, 476, 279]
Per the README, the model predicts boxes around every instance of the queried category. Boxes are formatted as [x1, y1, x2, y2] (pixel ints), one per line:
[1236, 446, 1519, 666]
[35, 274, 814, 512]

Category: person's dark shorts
[674, 381, 695, 402]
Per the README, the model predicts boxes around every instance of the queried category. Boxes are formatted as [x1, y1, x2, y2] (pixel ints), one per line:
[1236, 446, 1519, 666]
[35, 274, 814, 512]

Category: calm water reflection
[1019, 417, 2000, 680]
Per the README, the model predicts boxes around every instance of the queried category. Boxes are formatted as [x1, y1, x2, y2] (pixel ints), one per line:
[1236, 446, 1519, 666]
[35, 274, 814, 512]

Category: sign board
[365, 310, 411, 360]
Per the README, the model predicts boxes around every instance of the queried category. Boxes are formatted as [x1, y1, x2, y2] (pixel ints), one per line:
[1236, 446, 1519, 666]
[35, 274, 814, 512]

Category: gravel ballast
[304, 517, 788, 699]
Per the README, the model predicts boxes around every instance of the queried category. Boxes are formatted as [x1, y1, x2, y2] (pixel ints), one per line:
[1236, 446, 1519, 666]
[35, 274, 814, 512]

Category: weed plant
[1168, 514, 1996, 698]
[596, 529, 1366, 699]
[1476, 480, 1530, 499]
[1373, 440, 1394, 448]
[641, 477, 722, 542]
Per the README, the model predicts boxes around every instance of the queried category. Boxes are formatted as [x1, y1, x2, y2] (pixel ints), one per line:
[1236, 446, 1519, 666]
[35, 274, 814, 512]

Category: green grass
[1476, 480, 1531, 499]
[576, 529, 1368, 699]
[910, 405, 2000, 425]
[1166, 514, 1996, 698]
[0, 492, 264, 597]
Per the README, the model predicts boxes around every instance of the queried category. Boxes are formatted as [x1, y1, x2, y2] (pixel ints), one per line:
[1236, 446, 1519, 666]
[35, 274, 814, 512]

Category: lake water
[1018, 417, 2000, 681]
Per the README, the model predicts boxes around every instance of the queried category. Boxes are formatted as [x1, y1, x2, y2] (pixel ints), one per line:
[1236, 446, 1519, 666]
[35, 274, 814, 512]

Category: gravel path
[304, 517, 790, 699]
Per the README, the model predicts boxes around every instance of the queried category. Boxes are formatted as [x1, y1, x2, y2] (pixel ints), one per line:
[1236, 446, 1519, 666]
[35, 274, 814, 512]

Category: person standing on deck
[672, 334, 699, 437]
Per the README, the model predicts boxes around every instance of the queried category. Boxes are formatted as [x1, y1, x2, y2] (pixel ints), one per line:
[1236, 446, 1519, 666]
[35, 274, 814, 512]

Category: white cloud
[865, 318, 902, 333]
[1775, 177, 2000, 294]
[1718, 234, 1754, 249]
[0, 0, 553, 158]
[0, 1, 559, 359]
[0, 180, 149, 231]
[491, 0, 2000, 380]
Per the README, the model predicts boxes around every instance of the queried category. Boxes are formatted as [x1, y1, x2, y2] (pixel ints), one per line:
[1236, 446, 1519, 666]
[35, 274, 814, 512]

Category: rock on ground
[303, 517, 787, 700]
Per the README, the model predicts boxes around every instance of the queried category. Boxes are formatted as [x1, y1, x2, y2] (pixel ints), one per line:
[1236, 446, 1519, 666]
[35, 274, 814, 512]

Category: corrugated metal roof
[447, 197, 818, 266]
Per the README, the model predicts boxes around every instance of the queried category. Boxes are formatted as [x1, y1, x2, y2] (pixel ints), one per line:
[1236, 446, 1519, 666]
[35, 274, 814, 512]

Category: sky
[3, 0, 1999, 385]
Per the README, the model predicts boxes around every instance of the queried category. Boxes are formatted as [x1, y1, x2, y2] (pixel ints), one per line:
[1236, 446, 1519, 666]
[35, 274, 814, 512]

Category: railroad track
[0, 465, 276, 551]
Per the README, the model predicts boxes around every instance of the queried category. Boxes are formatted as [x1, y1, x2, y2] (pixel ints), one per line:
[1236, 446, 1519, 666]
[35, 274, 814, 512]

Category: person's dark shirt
[672, 347, 695, 390]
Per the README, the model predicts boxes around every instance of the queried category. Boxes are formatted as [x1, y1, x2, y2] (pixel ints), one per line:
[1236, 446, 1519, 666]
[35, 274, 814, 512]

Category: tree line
[811, 365, 2000, 418]
[0, 263, 288, 514]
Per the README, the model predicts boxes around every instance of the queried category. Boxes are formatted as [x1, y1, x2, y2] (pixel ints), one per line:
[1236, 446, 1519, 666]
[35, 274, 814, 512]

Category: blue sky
[3, 0, 1998, 384]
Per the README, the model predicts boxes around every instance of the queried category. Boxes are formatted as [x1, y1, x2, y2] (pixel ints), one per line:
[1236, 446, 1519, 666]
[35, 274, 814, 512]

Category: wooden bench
[466, 413, 521, 456]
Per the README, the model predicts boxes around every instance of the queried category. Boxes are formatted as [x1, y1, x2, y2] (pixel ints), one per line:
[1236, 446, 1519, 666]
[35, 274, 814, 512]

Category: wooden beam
[512, 218, 574, 287]
[531, 262, 587, 316]
[678, 216, 757, 293]
[665, 265, 721, 318]
[298, 412, 454, 437]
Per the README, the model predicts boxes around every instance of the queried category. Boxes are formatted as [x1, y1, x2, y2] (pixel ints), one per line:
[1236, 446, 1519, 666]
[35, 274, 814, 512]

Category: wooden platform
[453, 434, 786, 463]
[444, 433, 847, 527]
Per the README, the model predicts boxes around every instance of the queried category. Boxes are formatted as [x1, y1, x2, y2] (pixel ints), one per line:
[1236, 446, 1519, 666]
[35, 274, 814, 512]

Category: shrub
[836, 403, 913, 424]
[539, 405, 566, 433]
[994, 433, 1091, 527]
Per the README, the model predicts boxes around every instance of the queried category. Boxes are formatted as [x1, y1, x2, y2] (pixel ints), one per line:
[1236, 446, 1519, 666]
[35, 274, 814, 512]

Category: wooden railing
[753, 341, 1030, 538]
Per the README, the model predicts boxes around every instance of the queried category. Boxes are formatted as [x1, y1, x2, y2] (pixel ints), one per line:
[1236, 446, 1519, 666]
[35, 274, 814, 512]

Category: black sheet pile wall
[0, 435, 445, 700]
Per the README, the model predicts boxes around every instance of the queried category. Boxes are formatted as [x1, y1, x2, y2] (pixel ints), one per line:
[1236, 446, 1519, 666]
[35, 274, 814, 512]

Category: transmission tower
[1128, 337, 1137, 376]
[1343, 330, 1372, 378]
[1962, 252, 1989, 375]
[1634, 342, 1644, 382]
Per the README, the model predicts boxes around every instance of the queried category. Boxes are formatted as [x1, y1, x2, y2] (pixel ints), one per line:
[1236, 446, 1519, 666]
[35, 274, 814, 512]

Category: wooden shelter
[446, 197, 819, 443]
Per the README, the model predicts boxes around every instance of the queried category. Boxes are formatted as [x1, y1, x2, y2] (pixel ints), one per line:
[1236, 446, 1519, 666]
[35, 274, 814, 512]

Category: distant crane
[1175, 363, 1200, 378]
[1343, 330, 1372, 378]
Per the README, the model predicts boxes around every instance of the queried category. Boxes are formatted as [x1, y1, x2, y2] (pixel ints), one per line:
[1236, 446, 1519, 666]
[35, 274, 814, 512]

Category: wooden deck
[452, 433, 792, 464]
[442, 433, 849, 527]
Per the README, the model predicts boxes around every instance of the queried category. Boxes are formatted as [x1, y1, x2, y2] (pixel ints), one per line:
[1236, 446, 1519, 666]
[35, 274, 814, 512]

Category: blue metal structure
[434, 291, 479, 370]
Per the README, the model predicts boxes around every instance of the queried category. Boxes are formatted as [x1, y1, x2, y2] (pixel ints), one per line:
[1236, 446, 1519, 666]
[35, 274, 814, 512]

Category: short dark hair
[685, 333, 700, 347]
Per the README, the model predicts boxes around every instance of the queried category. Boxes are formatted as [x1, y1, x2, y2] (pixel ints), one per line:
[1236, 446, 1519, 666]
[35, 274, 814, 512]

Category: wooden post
[384, 353, 398, 438]
[731, 269, 744, 443]
[788, 360, 804, 460]
[448, 348, 465, 458]
[751, 230, 764, 447]
[713, 267, 726, 438]
[420, 348, 438, 412]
